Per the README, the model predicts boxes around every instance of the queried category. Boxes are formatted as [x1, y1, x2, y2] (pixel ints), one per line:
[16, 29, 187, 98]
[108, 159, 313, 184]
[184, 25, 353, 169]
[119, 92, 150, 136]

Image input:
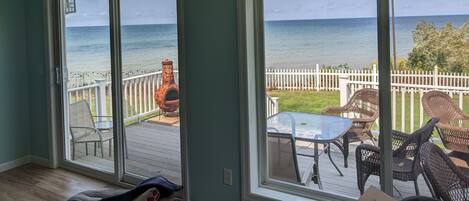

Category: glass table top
[95, 121, 113, 130]
[267, 112, 353, 142]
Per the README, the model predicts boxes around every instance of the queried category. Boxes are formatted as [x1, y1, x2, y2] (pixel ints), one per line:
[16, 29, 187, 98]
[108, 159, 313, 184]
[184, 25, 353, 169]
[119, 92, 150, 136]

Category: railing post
[96, 79, 107, 120]
[433, 65, 438, 87]
[339, 75, 350, 106]
[271, 97, 279, 114]
[372, 64, 377, 83]
[315, 64, 320, 90]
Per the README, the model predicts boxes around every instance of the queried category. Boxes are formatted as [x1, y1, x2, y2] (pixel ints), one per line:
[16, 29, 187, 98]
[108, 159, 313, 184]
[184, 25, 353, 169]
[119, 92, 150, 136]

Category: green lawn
[268, 90, 469, 134]
[268, 90, 340, 114]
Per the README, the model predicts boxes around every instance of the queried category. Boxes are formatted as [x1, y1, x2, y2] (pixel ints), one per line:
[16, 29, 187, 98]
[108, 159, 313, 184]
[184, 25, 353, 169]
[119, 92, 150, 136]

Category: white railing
[69, 71, 280, 121]
[266, 95, 279, 117]
[266, 65, 469, 91]
[69, 65, 469, 128]
[339, 76, 469, 133]
[68, 71, 178, 122]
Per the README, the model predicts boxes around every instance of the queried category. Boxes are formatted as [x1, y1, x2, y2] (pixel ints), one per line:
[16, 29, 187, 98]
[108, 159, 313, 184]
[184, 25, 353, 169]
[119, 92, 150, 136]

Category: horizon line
[66, 13, 468, 28]
[265, 13, 469, 22]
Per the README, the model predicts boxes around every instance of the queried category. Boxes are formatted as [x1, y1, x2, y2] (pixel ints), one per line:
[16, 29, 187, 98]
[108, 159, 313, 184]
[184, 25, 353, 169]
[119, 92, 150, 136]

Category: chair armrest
[391, 130, 419, 158]
[437, 122, 469, 136]
[462, 113, 469, 120]
[323, 106, 377, 124]
[437, 123, 469, 149]
[356, 144, 381, 166]
[352, 116, 378, 124]
[391, 130, 409, 139]
[69, 126, 103, 141]
[391, 130, 410, 147]
[70, 126, 99, 132]
[322, 105, 350, 115]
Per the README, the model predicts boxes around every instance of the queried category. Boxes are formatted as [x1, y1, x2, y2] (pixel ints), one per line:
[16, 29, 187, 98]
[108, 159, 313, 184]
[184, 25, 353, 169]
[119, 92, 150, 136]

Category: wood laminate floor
[0, 164, 121, 201]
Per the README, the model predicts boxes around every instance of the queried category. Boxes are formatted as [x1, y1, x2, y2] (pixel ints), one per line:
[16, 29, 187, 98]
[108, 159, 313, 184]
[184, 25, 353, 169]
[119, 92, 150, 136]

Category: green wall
[11, 0, 243, 200]
[0, 0, 32, 163]
[182, 0, 241, 200]
[25, 0, 50, 159]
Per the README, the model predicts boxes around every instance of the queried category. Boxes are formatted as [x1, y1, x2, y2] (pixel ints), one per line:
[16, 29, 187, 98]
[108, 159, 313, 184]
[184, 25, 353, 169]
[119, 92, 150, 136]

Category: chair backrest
[420, 142, 469, 201]
[69, 100, 95, 139]
[347, 88, 379, 120]
[267, 132, 301, 184]
[394, 118, 439, 170]
[422, 91, 465, 123]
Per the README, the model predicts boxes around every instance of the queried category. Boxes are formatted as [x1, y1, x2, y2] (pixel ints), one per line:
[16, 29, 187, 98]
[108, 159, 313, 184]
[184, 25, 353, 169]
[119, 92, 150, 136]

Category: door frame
[44, 0, 189, 196]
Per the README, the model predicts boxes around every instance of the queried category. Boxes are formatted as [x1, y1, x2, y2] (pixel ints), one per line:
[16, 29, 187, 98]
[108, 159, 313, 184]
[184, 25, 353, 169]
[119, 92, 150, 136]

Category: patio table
[95, 121, 113, 130]
[267, 112, 353, 189]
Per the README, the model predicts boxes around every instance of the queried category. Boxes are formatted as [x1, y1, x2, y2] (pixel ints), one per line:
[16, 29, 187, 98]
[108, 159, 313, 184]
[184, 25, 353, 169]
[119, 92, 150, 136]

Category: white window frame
[238, 0, 393, 200]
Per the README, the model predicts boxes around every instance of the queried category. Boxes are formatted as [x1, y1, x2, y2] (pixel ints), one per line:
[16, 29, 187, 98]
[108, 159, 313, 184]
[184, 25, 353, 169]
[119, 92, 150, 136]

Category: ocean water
[65, 15, 468, 72]
[65, 24, 179, 73]
[264, 15, 468, 68]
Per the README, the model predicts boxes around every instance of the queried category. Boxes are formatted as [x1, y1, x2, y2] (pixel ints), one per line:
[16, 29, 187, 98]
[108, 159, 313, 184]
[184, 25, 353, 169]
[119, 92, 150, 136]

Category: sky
[66, 0, 469, 27]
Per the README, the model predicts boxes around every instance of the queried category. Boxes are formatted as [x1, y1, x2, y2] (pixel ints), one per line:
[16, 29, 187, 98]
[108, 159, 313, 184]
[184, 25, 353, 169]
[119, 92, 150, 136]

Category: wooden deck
[295, 141, 432, 199]
[73, 121, 432, 199]
[73, 121, 182, 184]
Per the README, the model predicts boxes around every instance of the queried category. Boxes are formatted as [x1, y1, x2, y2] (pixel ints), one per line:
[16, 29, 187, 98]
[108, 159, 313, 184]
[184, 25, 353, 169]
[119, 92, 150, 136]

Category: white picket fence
[68, 70, 280, 121]
[266, 65, 469, 91]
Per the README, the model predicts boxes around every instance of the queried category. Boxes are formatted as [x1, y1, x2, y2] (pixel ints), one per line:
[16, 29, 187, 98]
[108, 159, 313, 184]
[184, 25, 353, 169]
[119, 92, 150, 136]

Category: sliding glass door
[262, 0, 382, 198]
[58, 0, 182, 185]
[119, 0, 181, 183]
[62, 0, 115, 173]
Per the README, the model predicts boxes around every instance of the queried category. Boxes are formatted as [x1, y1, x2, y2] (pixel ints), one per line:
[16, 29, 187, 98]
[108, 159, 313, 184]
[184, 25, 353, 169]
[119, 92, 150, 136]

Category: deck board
[73, 121, 432, 199]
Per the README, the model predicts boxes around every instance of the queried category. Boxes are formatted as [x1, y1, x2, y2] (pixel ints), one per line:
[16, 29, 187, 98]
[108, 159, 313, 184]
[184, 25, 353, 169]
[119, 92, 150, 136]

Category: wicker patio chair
[422, 90, 469, 153]
[69, 100, 113, 160]
[420, 142, 469, 201]
[355, 118, 439, 195]
[322, 88, 379, 168]
[267, 132, 314, 186]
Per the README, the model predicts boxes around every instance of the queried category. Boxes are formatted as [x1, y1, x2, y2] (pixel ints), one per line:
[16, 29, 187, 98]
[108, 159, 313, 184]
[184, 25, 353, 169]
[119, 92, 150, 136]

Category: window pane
[263, 0, 384, 198]
[120, 0, 182, 184]
[390, 0, 469, 199]
[63, 0, 114, 172]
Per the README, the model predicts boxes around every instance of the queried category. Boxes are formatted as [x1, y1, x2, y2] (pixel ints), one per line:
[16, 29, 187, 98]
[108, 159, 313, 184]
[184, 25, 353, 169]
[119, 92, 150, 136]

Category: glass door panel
[263, 0, 380, 198]
[390, 1, 469, 199]
[119, 0, 181, 184]
[62, 0, 115, 172]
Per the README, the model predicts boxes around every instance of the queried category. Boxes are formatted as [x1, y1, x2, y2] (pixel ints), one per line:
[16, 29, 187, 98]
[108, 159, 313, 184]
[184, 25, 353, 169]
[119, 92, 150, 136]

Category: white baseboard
[0, 155, 52, 173]
[0, 156, 31, 173]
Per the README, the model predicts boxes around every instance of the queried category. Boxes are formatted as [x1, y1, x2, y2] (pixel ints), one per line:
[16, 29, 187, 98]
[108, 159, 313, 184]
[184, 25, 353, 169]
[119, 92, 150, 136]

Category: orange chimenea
[155, 59, 179, 116]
